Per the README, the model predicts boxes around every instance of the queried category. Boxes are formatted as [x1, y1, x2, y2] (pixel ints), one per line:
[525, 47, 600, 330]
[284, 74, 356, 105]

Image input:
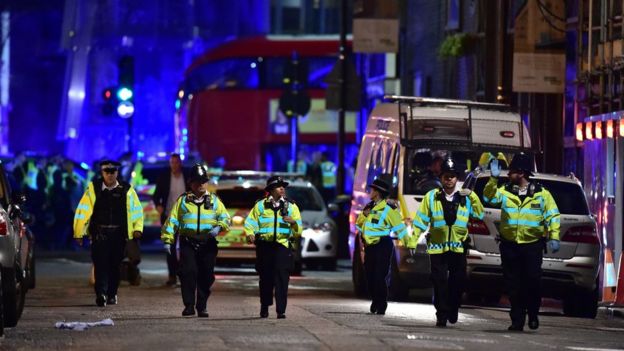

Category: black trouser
[255, 241, 293, 314]
[500, 240, 543, 327]
[430, 251, 467, 322]
[91, 228, 126, 298]
[364, 236, 393, 312]
[178, 237, 217, 311]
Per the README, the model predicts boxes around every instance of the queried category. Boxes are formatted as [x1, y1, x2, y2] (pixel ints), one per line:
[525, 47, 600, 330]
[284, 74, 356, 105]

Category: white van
[349, 96, 531, 300]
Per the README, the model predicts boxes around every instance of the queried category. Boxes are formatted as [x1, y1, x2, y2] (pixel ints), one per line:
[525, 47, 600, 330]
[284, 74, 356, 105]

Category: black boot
[197, 309, 209, 318]
[260, 305, 269, 318]
[182, 305, 195, 316]
[369, 302, 377, 314]
[528, 315, 539, 330]
[96, 294, 107, 307]
[107, 295, 117, 305]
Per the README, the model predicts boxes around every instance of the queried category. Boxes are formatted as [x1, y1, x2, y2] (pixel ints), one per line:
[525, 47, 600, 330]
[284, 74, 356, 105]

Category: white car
[213, 173, 338, 272]
[466, 171, 600, 318]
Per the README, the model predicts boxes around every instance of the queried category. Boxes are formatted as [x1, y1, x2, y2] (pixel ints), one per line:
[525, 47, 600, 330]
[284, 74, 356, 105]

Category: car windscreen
[473, 177, 589, 215]
[217, 188, 265, 209]
[286, 187, 324, 211]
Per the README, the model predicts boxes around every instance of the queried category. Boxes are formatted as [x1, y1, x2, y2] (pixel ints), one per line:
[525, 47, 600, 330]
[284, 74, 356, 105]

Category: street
[1, 254, 623, 350]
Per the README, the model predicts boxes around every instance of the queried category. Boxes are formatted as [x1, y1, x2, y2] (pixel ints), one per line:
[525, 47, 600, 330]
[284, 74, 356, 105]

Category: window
[286, 187, 324, 211]
[217, 189, 266, 209]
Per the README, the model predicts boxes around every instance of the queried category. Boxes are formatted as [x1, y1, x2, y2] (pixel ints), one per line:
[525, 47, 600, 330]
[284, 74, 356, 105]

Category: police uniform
[484, 152, 561, 331]
[355, 176, 407, 315]
[244, 176, 302, 319]
[73, 160, 144, 307]
[409, 157, 484, 327]
[161, 164, 230, 317]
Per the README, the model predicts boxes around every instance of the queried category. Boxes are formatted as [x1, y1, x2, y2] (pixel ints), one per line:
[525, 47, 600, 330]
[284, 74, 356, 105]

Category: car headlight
[312, 222, 333, 231]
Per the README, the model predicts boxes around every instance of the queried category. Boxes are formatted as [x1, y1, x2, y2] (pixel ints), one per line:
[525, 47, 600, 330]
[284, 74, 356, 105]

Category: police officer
[73, 160, 144, 307]
[161, 164, 230, 318]
[485, 152, 560, 331]
[320, 152, 336, 203]
[244, 176, 302, 319]
[356, 174, 407, 315]
[409, 157, 484, 327]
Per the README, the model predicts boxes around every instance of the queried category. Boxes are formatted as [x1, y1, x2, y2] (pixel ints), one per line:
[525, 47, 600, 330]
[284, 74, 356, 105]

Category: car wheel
[563, 284, 598, 319]
[2, 266, 24, 327]
[352, 239, 368, 298]
[388, 251, 409, 301]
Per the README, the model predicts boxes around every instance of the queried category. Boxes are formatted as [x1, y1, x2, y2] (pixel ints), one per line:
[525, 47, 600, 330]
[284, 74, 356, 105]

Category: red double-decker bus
[178, 35, 358, 171]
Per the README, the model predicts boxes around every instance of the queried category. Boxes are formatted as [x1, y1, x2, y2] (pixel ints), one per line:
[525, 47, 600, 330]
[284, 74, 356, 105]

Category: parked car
[0, 161, 36, 336]
[466, 171, 600, 318]
[214, 172, 338, 273]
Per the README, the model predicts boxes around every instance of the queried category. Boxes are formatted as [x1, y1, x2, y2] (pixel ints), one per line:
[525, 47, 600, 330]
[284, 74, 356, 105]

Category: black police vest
[91, 181, 127, 228]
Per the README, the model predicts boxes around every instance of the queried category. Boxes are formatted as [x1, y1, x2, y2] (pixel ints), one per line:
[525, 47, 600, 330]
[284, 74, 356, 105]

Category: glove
[458, 188, 472, 196]
[408, 248, 416, 257]
[164, 243, 171, 253]
[209, 226, 222, 238]
[490, 159, 501, 177]
[547, 239, 560, 253]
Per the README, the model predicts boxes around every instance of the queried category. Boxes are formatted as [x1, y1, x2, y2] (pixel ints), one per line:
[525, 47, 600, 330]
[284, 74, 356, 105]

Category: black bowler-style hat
[369, 177, 391, 195]
[100, 160, 121, 171]
[265, 176, 289, 191]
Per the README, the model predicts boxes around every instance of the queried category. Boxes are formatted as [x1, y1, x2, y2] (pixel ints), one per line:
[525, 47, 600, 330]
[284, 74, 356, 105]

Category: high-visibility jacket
[161, 192, 230, 244]
[244, 198, 303, 248]
[321, 161, 336, 188]
[73, 181, 144, 240]
[409, 189, 484, 254]
[483, 177, 560, 243]
[356, 199, 407, 246]
[287, 160, 307, 175]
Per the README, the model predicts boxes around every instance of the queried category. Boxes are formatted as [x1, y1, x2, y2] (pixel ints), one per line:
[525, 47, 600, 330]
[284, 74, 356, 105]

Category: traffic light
[101, 86, 116, 116]
[116, 55, 135, 118]
[279, 53, 310, 117]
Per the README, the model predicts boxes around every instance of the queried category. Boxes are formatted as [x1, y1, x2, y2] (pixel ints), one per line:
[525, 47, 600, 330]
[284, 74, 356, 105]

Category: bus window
[191, 58, 260, 90]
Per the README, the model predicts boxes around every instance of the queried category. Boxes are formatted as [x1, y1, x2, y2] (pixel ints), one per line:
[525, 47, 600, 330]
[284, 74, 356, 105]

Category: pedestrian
[49, 170, 73, 250]
[356, 174, 407, 315]
[73, 160, 144, 307]
[320, 152, 336, 203]
[408, 157, 484, 327]
[484, 152, 560, 331]
[153, 153, 189, 286]
[244, 176, 302, 319]
[161, 164, 230, 318]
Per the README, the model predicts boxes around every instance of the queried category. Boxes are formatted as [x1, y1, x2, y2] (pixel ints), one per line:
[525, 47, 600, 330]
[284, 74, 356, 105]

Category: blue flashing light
[175, 99, 181, 109]
[250, 62, 257, 69]
[117, 87, 133, 101]
[80, 162, 90, 170]
[182, 128, 188, 135]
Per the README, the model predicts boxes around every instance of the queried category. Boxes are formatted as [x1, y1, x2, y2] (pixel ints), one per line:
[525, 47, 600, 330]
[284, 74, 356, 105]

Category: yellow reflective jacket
[321, 161, 336, 188]
[73, 181, 144, 239]
[409, 189, 484, 254]
[243, 198, 303, 248]
[161, 192, 230, 244]
[356, 199, 407, 246]
[483, 177, 561, 243]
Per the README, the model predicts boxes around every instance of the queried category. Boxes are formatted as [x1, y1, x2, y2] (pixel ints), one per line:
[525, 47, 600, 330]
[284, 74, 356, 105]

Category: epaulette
[386, 199, 398, 209]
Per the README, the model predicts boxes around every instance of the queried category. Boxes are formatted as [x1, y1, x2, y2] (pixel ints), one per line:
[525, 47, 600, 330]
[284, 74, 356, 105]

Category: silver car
[0, 162, 36, 335]
[212, 175, 337, 272]
[466, 171, 600, 318]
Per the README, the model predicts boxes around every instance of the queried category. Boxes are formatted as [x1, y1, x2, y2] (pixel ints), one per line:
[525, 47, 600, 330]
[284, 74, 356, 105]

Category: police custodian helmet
[265, 176, 289, 191]
[189, 164, 210, 183]
[440, 157, 459, 176]
[509, 152, 533, 176]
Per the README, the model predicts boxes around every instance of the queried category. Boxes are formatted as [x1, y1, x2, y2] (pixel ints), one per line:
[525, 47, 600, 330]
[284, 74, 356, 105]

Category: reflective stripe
[432, 220, 446, 228]
[418, 212, 430, 222]
[454, 220, 467, 227]
[356, 225, 363, 232]
[131, 213, 142, 221]
[365, 230, 390, 237]
[431, 210, 443, 217]
[131, 205, 143, 212]
[507, 219, 541, 227]
[165, 226, 174, 234]
[413, 221, 428, 231]
[169, 217, 180, 226]
[259, 227, 291, 235]
[245, 218, 258, 226]
[77, 204, 90, 211]
[259, 217, 275, 223]
[428, 241, 463, 251]
[75, 214, 85, 220]
[549, 217, 560, 225]
[395, 227, 407, 239]
[183, 214, 215, 220]
[183, 223, 214, 230]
